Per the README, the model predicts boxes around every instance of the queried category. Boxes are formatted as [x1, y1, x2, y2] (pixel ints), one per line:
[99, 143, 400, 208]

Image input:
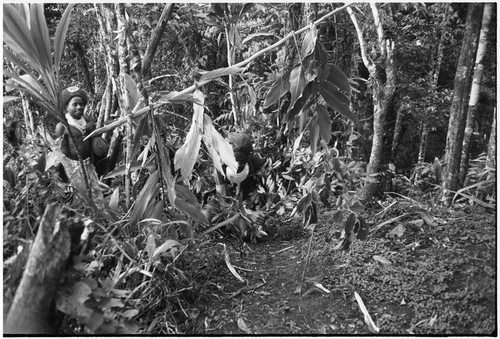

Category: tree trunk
[486, 108, 496, 168]
[442, 3, 484, 200]
[417, 122, 429, 164]
[5, 204, 70, 334]
[347, 4, 396, 202]
[390, 107, 405, 160]
[459, 3, 493, 186]
[115, 3, 133, 209]
[142, 4, 175, 80]
[68, 40, 95, 95]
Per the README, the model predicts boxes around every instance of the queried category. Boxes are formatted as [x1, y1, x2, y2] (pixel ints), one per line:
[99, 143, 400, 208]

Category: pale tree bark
[115, 3, 134, 209]
[459, 3, 493, 186]
[486, 107, 496, 168]
[442, 3, 484, 201]
[347, 4, 396, 202]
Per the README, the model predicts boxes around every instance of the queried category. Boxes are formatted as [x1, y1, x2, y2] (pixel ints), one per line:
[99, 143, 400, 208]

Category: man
[55, 86, 108, 178]
[205, 132, 269, 241]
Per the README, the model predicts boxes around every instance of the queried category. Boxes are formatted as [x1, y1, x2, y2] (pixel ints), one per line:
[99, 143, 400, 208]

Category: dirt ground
[192, 203, 496, 335]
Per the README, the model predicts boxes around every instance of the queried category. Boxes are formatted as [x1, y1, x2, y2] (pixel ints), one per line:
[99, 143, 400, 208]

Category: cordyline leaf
[301, 23, 317, 57]
[263, 69, 291, 108]
[318, 82, 357, 124]
[54, 4, 75, 80]
[317, 104, 332, 144]
[4, 73, 44, 95]
[199, 65, 246, 82]
[3, 5, 41, 70]
[326, 64, 351, 93]
[289, 64, 306, 110]
[29, 5, 51, 69]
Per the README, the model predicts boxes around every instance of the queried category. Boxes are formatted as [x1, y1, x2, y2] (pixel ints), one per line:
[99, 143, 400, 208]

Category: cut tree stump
[4, 203, 71, 334]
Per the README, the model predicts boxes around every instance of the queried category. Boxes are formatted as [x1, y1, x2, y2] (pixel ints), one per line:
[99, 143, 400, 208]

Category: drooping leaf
[318, 81, 357, 123]
[344, 213, 357, 234]
[152, 239, 181, 261]
[289, 64, 306, 110]
[263, 69, 291, 108]
[54, 4, 75, 80]
[317, 104, 332, 144]
[202, 114, 238, 175]
[199, 65, 246, 82]
[326, 64, 351, 93]
[303, 200, 317, 227]
[174, 95, 203, 179]
[296, 193, 312, 214]
[301, 23, 317, 57]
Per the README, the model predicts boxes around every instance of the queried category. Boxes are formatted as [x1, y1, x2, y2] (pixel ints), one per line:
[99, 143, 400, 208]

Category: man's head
[62, 86, 88, 119]
[229, 133, 253, 172]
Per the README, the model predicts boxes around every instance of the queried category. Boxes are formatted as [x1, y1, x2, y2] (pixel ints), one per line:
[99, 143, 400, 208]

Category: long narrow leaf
[30, 4, 52, 75]
[129, 170, 161, 225]
[54, 4, 75, 83]
[199, 65, 246, 82]
[326, 64, 351, 93]
[318, 82, 357, 123]
[289, 64, 306, 109]
[317, 104, 332, 144]
[3, 5, 41, 68]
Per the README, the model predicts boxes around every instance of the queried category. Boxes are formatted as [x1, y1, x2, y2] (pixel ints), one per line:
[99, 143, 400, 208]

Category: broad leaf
[109, 187, 120, 212]
[242, 32, 275, 45]
[318, 81, 357, 123]
[326, 64, 351, 93]
[263, 69, 291, 108]
[175, 184, 201, 208]
[289, 64, 306, 110]
[130, 170, 161, 225]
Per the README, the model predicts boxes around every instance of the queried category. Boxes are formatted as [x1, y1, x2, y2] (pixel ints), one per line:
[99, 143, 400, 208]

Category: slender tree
[459, 3, 493, 186]
[442, 3, 484, 200]
[347, 4, 396, 202]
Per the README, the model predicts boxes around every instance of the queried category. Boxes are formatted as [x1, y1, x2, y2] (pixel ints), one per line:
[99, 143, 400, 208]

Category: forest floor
[188, 200, 496, 335]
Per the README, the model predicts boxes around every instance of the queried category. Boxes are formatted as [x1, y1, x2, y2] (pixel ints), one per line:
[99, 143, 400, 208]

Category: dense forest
[3, 3, 496, 335]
